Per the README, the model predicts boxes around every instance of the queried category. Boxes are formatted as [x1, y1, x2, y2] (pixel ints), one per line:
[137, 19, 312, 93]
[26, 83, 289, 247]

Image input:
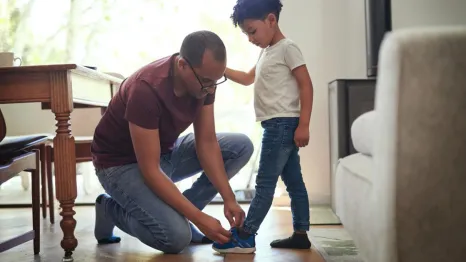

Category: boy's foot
[270, 232, 311, 249]
[94, 194, 121, 245]
[212, 227, 256, 254]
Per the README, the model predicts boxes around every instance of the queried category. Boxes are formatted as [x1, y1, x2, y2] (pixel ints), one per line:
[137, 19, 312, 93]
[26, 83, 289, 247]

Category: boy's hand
[294, 124, 310, 147]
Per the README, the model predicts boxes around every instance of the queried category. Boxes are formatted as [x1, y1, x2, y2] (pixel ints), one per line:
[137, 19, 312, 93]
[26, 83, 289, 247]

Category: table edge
[0, 64, 124, 84]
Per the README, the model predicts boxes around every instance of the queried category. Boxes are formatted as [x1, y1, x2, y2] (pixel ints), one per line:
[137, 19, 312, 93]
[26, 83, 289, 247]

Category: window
[0, 0, 263, 203]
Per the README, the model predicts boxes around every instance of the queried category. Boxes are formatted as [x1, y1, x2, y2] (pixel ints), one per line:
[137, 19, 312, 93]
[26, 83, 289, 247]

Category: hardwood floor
[0, 205, 326, 262]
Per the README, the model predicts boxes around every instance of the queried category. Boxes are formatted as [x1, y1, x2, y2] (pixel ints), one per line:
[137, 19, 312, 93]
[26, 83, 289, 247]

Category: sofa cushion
[338, 153, 374, 183]
[334, 153, 375, 262]
[351, 110, 376, 156]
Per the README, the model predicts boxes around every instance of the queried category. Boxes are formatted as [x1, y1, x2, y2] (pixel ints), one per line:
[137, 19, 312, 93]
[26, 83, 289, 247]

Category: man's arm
[193, 103, 245, 226]
[225, 66, 256, 86]
[125, 81, 200, 220]
[192, 103, 237, 202]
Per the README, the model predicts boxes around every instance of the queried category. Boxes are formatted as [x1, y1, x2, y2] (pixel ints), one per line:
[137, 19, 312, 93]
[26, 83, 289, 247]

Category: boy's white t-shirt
[254, 38, 306, 122]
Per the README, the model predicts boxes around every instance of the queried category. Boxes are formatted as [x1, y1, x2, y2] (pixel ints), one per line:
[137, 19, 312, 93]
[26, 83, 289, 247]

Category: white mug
[0, 52, 22, 67]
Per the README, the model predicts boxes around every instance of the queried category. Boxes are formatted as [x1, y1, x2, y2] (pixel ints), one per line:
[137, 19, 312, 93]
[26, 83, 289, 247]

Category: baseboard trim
[309, 193, 332, 206]
[272, 193, 332, 207]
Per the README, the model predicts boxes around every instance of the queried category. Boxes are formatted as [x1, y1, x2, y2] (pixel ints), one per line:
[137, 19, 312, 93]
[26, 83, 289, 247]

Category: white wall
[2, 0, 466, 205]
[279, 0, 466, 205]
[391, 0, 466, 29]
[0, 103, 102, 137]
[278, 0, 367, 205]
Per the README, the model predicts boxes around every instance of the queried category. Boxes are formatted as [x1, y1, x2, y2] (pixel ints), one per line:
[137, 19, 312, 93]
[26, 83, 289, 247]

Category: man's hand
[224, 199, 245, 228]
[294, 124, 310, 147]
[194, 213, 231, 244]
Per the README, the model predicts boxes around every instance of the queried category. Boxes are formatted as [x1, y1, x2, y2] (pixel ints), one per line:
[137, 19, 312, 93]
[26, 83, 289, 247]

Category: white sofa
[334, 26, 466, 262]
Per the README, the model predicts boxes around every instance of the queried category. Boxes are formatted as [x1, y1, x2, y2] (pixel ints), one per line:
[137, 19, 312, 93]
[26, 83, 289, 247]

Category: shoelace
[232, 237, 250, 248]
[231, 232, 257, 248]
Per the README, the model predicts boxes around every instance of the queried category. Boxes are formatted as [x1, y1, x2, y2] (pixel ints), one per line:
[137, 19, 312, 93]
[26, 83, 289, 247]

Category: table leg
[50, 71, 79, 261]
[53, 112, 78, 261]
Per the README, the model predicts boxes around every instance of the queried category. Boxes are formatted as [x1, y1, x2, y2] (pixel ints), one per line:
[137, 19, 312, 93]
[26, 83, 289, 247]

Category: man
[90, 30, 254, 254]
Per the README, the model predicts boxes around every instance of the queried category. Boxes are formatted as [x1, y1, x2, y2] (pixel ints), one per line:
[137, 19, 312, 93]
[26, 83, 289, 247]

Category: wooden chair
[0, 109, 47, 255]
[42, 136, 93, 224]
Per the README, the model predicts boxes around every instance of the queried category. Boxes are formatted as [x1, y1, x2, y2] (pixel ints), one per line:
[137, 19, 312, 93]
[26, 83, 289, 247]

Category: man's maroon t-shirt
[91, 53, 215, 168]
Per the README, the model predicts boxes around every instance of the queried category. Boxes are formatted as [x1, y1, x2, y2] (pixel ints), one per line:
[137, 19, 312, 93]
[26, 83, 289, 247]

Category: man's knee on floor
[140, 219, 191, 254]
[159, 222, 192, 254]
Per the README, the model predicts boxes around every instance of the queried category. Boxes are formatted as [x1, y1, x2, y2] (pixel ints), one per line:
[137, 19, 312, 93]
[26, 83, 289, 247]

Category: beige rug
[309, 228, 364, 262]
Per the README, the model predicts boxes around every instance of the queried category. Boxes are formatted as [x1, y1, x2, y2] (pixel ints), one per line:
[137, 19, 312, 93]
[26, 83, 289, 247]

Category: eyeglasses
[184, 58, 228, 94]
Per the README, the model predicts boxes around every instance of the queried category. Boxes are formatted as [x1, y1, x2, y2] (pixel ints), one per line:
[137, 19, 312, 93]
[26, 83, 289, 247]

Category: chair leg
[46, 145, 55, 224]
[40, 144, 47, 219]
[31, 149, 41, 255]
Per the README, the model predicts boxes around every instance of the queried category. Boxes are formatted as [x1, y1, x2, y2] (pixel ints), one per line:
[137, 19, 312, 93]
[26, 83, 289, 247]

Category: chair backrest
[0, 108, 6, 143]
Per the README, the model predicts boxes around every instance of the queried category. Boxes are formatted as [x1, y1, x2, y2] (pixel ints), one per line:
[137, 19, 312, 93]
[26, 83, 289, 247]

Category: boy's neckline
[265, 38, 287, 51]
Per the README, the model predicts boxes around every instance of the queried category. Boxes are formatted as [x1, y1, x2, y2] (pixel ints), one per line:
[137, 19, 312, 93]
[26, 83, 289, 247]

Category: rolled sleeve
[284, 42, 306, 70]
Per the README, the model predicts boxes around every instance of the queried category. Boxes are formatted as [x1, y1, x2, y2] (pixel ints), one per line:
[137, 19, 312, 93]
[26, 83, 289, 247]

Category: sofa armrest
[372, 26, 466, 262]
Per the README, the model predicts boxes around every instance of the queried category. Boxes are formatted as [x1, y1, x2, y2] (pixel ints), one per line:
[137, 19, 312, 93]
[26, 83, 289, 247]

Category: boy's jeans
[95, 133, 253, 253]
[243, 117, 310, 234]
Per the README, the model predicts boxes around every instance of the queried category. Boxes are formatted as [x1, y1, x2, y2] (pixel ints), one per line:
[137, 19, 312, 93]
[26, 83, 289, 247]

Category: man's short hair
[179, 30, 226, 67]
[230, 0, 283, 27]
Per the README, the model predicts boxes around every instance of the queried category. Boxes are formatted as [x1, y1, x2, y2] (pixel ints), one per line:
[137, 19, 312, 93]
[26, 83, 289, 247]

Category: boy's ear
[266, 13, 277, 24]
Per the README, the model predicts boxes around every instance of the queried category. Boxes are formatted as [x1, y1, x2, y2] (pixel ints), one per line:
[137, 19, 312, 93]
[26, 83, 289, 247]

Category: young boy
[213, 0, 314, 254]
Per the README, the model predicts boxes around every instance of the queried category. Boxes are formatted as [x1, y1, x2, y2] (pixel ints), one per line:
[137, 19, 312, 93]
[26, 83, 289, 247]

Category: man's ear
[178, 57, 187, 69]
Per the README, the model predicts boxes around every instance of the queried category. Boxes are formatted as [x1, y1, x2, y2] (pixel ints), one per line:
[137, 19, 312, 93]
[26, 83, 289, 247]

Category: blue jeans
[95, 133, 254, 253]
[243, 117, 310, 234]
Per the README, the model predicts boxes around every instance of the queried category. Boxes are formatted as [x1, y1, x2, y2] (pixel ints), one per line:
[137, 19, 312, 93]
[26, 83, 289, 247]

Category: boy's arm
[292, 65, 314, 128]
[285, 43, 314, 147]
[225, 66, 256, 86]
[225, 50, 264, 86]
[293, 65, 314, 147]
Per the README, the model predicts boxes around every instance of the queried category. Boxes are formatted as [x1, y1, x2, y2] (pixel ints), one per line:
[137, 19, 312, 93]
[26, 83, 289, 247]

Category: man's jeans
[95, 133, 253, 253]
[243, 117, 310, 234]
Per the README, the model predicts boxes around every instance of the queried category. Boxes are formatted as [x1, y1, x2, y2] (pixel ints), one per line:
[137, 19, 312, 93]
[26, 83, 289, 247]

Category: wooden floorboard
[0, 205, 327, 261]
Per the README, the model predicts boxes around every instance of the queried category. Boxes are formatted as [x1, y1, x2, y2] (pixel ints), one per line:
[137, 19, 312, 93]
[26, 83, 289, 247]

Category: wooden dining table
[0, 64, 123, 261]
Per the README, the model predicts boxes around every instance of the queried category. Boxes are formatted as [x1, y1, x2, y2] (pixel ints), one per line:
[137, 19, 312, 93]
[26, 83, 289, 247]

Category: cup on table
[0, 52, 22, 67]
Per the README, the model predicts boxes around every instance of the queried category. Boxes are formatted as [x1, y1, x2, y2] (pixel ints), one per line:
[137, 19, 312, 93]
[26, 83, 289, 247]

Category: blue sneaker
[212, 227, 256, 254]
